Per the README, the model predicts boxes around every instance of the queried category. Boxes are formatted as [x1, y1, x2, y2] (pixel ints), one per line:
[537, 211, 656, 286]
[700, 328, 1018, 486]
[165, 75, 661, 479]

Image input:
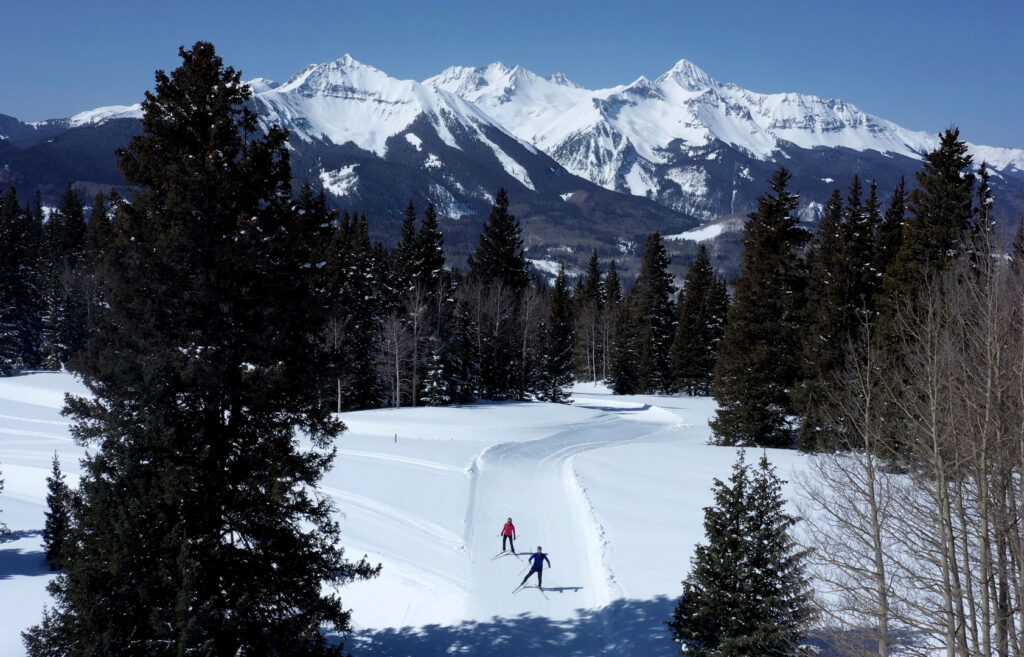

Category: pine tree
[973, 163, 994, 238]
[796, 189, 847, 451]
[609, 300, 641, 394]
[631, 232, 676, 393]
[711, 168, 809, 448]
[601, 260, 623, 382]
[393, 200, 419, 293]
[670, 246, 728, 396]
[38, 185, 88, 370]
[467, 188, 529, 292]
[1013, 211, 1024, 271]
[417, 202, 446, 291]
[879, 128, 974, 319]
[42, 452, 73, 571]
[536, 264, 575, 403]
[25, 43, 379, 657]
[447, 297, 481, 403]
[0, 187, 43, 374]
[420, 348, 452, 406]
[668, 451, 814, 657]
[322, 211, 386, 411]
[574, 250, 604, 382]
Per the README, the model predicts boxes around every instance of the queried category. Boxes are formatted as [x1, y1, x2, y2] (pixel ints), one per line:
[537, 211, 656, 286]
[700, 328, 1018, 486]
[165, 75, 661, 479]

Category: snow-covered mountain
[426, 58, 1024, 221]
[4, 54, 1024, 276]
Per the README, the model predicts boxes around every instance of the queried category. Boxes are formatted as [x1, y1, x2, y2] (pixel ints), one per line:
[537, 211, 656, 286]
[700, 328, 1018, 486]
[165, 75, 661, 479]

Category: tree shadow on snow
[0, 529, 49, 580]
[345, 595, 680, 657]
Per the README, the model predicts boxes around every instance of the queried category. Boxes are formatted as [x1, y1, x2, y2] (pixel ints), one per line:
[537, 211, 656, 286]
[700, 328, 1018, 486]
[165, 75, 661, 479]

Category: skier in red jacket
[500, 517, 517, 553]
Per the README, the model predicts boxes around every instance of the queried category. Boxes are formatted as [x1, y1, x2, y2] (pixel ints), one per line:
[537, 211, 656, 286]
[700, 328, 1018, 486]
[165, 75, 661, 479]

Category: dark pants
[521, 566, 543, 587]
[503, 535, 515, 553]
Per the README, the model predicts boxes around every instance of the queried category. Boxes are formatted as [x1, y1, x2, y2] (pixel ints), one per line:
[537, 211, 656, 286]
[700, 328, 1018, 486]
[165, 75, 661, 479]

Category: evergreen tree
[446, 297, 481, 403]
[321, 211, 386, 411]
[608, 300, 641, 394]
[420, 348, 452, 406]
[973, 163, 995, 238]
[393, 200, 419, 293]
[417, 202, 446, 291]
[42, 452, 73, 571]
[631, 232, 676, 393]
[573, 250, 604, 382]
[25, 43, 379, 657]
[38, 185, 88, 369]
[878, 128, 974, 325]
[711, 168, 809, 448]
[601, 260, 623, 381]
[670, 246, 728, 396]
[0, 188, 43, 374]
[874, 178, 906, 280]
[796, 189, 846, 451]
[536, 264, 575, 403]
[668, 451, 814, 657]
[845, 179, 882, 314]
[1012, 210, 1024, 270]
[467, 188, 529, 292]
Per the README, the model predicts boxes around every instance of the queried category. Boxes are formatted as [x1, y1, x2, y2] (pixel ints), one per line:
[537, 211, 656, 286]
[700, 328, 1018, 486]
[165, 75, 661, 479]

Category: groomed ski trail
[463, 398, 679, 621]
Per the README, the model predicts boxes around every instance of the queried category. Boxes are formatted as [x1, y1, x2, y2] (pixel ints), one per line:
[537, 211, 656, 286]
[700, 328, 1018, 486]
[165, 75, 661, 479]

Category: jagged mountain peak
[547, 72, 580, 88]
[655, 58, 716, 91]
[275, 54, 394, 96]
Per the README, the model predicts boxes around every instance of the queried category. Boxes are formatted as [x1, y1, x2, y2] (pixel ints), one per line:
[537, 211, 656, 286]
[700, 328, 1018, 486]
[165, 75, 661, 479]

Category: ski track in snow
[463, 399, 679, 623]
[1, 374, 740, 657]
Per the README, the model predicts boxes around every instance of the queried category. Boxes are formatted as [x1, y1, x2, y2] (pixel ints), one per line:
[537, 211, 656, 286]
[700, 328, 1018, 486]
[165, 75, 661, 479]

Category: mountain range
[3, 56, 1022, 277]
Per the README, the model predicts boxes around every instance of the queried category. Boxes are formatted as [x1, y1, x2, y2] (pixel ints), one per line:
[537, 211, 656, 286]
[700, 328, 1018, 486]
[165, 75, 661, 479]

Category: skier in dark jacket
[500, 518, 517, 553]
[519, 546, 551, 589]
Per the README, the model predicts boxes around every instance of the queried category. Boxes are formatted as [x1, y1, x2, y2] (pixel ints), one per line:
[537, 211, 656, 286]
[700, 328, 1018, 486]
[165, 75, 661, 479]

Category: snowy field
[0, 372, 809, 656]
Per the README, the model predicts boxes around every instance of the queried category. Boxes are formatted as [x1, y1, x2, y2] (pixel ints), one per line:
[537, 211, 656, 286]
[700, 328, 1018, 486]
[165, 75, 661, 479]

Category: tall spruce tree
[601, 260, 622, 382]
[670, 246, 729, 396]
[322, 211, 385, 411]
[711, 168, 809, 447]
[877, 128, 974, 340]
[42, 452, 73, 571]
[467, 188, 529, 292]
[609, 299, 641, 394]
[536, 264, 575, 403]
[24, 43, 379, 657]
[631, 232, 676, 393]
[468, 189, 529, 399]
[574, 250, 604, 382]
[38, 185, 88, 370]
[668, 451, 814, 657]
[0, 188, 43, 374]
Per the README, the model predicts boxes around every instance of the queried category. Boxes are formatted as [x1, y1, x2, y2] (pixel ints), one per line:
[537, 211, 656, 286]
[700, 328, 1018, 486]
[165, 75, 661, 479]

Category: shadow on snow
[345, 595, 679, 657]
[0, 529, 49, 580]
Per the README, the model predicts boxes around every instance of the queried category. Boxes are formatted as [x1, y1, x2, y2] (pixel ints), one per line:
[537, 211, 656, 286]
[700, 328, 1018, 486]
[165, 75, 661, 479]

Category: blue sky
[4, 0, 1023, 148]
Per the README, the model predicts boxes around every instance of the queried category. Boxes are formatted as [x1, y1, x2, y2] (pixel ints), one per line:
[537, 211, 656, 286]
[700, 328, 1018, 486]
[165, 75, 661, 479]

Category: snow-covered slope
[0, 372, 814, 657]
[68, 104, 142, 127]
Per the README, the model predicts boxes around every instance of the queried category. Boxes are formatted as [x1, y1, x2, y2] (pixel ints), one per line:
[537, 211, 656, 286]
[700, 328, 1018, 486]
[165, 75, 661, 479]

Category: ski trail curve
[463, 401, 679, 621]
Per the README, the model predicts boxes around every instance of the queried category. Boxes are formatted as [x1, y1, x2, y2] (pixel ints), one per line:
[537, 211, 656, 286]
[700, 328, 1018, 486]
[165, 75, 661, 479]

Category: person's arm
[512, 524, 516, 539]
[545, 555, 551, 568]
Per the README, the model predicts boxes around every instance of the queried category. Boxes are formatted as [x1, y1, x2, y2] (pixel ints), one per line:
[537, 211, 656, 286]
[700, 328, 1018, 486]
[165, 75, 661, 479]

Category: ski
[513, 585, 548, 599]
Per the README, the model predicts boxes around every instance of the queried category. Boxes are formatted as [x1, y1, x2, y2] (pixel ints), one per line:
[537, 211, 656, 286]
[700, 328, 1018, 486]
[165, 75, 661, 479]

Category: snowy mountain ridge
[8, 54, 1024, 270]
[426, 57, 1024, 199]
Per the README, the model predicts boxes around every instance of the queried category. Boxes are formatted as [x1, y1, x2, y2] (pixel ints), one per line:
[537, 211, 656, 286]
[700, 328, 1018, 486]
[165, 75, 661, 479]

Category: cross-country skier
[519, 546, 551, 589]
[500, 517, 517, 553]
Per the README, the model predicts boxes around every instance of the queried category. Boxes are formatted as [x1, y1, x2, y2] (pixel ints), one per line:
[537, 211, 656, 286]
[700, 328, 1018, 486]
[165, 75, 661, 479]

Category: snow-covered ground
[0, 373, 808, 656]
